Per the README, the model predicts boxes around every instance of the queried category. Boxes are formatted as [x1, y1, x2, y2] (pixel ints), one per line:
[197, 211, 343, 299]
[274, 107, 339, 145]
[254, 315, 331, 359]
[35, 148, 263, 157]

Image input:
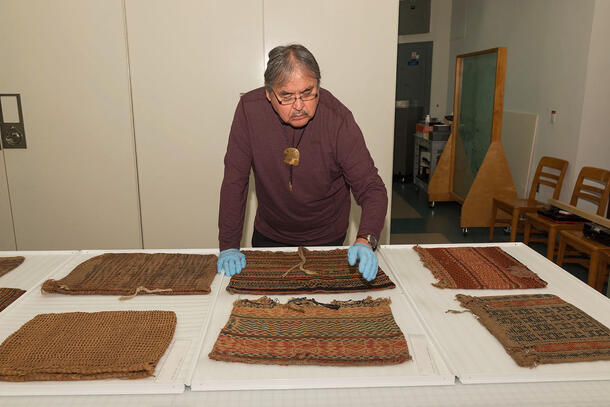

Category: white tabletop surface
[380, 243, 610, 384]
[0, 251, 76, 291]
[1, 244, 609, 406]
[191, 247, 453, 391]
[0, 249, 220, 396]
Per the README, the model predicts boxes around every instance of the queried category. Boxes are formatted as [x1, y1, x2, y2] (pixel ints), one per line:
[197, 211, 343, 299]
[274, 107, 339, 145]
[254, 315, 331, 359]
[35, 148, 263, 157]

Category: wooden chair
[489, 156, 568, 241]
[556, 230, 609, 291]
[523, 166, 610, 260]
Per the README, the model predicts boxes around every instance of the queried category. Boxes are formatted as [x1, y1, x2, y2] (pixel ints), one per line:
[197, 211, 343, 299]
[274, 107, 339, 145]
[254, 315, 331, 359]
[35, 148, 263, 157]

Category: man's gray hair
[264, 44, 321, 92]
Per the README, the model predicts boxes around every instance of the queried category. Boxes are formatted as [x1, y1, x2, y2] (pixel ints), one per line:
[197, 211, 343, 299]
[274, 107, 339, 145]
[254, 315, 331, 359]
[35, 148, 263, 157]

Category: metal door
[396, 41, 433, 114]
[394, 41, 432, 181]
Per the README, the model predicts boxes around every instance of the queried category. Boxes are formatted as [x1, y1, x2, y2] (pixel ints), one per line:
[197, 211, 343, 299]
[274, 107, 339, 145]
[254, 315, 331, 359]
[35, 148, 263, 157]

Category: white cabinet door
[125, 0, 264, 248]
[0, 0, 142, 250]
[0, 153, 16, 250]
[264, 0, 398, 244]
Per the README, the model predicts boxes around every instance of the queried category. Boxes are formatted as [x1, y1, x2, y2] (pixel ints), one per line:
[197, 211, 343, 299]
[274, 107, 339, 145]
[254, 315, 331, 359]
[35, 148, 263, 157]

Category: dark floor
[391, 182, 607, 294]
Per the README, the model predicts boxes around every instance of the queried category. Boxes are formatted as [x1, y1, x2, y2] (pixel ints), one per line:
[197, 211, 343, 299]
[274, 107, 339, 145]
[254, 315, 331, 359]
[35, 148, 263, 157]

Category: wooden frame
[429, 47, 516, 228]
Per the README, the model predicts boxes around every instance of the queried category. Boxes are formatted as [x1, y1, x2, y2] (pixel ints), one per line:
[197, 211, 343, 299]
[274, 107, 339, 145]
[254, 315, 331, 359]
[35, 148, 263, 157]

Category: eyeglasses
[271, 88, 318, 105]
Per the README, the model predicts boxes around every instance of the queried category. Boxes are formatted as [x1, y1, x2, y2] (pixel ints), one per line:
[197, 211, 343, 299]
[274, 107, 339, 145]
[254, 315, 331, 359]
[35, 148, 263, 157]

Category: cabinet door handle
[0, 94, 27, 149]
[5, 127, 24, 146]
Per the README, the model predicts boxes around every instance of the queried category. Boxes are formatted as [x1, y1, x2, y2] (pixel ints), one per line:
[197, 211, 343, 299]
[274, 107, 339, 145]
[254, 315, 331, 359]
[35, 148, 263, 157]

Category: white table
[380, 243, 610, 384]
[0, 251, 77, 291]
[191, 247, 453, 391]
[1, 244, 609, 406]
[0, 249, 219, 396]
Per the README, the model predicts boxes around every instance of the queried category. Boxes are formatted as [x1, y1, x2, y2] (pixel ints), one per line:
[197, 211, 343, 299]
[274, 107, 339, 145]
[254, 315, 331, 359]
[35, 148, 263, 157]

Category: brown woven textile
[209, 296, 411, 366]
[41, 253, 217, 297]
[226, 247, 396, 294]
[0, 310, 176, 381]
[0, 256, 25, 278]
[414, 246, 547, 289]
[0, 288, 26, 312]
[456, 294, 610, 368]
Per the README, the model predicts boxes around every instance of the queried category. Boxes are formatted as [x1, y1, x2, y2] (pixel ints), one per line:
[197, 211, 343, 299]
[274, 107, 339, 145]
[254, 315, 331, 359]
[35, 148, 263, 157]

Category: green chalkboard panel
[452, 51, 498, 200]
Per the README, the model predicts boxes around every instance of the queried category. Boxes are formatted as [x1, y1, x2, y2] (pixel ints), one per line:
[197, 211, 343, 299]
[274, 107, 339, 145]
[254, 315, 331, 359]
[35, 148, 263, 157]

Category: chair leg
[523, 221, 532, 245]
[588, 251, 601, 291]
[547, 229, 557, 260]
[489, 201, 497, 241]
[509, 209, 519, 242]
[556, 237, 566, 267]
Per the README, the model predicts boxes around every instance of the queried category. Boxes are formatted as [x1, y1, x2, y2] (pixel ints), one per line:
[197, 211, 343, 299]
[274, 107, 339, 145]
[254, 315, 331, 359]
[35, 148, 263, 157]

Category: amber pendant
[283, 147, 300, 166]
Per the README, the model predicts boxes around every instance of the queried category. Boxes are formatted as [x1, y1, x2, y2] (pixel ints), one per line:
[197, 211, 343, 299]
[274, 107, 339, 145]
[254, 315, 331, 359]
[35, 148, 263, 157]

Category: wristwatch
[358, 234, 378, 251]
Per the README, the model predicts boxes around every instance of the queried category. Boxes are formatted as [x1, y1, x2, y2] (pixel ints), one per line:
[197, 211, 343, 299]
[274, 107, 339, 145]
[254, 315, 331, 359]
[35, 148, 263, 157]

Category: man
[217, 44, 387, 281]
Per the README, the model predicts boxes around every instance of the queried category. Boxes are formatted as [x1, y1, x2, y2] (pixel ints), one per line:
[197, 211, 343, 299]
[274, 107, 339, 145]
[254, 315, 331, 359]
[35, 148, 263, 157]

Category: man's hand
[217, 248, 246, 276]
[347, 242, 378, 281]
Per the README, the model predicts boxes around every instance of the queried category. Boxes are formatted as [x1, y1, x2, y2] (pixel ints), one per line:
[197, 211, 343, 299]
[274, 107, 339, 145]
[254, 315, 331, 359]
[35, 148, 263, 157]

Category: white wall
[447, 0, 597, 202]
[264, 0, 399, 245]
[399, 0, 453, 119]
[574, 0, 610, 199]
[0, 1, 399, 249]
[125, 0, 264, 249]
[128, 0, 398, 248]
[0, 155, 14, 249]
[0, 0, 143, 250]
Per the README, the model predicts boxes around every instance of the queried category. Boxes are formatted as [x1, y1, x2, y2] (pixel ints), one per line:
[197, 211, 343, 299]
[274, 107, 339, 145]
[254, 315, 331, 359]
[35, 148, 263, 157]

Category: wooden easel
[428, 47, 516, 230]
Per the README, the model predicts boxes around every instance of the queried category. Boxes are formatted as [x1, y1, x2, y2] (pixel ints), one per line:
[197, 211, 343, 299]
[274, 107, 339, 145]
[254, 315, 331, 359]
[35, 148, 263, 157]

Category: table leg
[588, 251, 600, 291]
[489, 201, 497, 241]
[594, 251, 608, 293]
[547, 229, 557, 260]
[597, 252, 610, 298]
[510, 209, 519, 242]
[556, 236, 567, 267]
[524, 221, 532, 245]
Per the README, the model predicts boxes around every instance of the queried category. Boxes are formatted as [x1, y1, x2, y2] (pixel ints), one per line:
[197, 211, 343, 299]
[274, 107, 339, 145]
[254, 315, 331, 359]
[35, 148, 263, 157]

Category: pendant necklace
[282, 125, 307, 192]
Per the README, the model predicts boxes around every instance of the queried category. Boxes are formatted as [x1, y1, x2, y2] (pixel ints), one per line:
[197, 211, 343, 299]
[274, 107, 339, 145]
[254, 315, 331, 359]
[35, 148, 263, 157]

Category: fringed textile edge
[233, 296, 392, 310]
[208, 352, 410, 366]
[413, 246, 454, 289]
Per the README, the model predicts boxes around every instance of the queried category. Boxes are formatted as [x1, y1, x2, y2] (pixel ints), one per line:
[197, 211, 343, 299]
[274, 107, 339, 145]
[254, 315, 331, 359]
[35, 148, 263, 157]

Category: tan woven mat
[209, 296, 410, 366]
[0, 310, 177, 381]
[227, 248, 396, 294]
[456, 294, 610, 367]
[0, 288, 26, 312]
[41, 253, 217, 298]
[414, 246, 547, 289]
[0, 256, 25, 278]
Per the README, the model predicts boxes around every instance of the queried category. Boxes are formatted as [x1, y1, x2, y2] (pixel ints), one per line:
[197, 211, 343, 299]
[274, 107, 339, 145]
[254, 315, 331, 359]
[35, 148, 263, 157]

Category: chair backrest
[527, 156, 569, 201]
[570, 166, 610, 216]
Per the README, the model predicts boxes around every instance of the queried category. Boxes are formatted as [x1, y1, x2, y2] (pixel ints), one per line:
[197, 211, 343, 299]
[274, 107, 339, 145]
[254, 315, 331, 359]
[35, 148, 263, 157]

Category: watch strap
[357, 234, 378, 251]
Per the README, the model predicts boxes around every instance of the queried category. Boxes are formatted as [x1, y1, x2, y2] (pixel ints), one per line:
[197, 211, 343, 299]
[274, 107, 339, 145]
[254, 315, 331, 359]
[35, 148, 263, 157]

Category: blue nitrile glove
[347, 243, 378, 282]
[217, 248, 246, 276]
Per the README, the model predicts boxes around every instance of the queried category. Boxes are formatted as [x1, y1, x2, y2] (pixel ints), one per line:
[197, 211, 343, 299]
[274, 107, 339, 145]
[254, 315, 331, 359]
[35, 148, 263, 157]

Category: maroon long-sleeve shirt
[218, 87, 387, 251]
